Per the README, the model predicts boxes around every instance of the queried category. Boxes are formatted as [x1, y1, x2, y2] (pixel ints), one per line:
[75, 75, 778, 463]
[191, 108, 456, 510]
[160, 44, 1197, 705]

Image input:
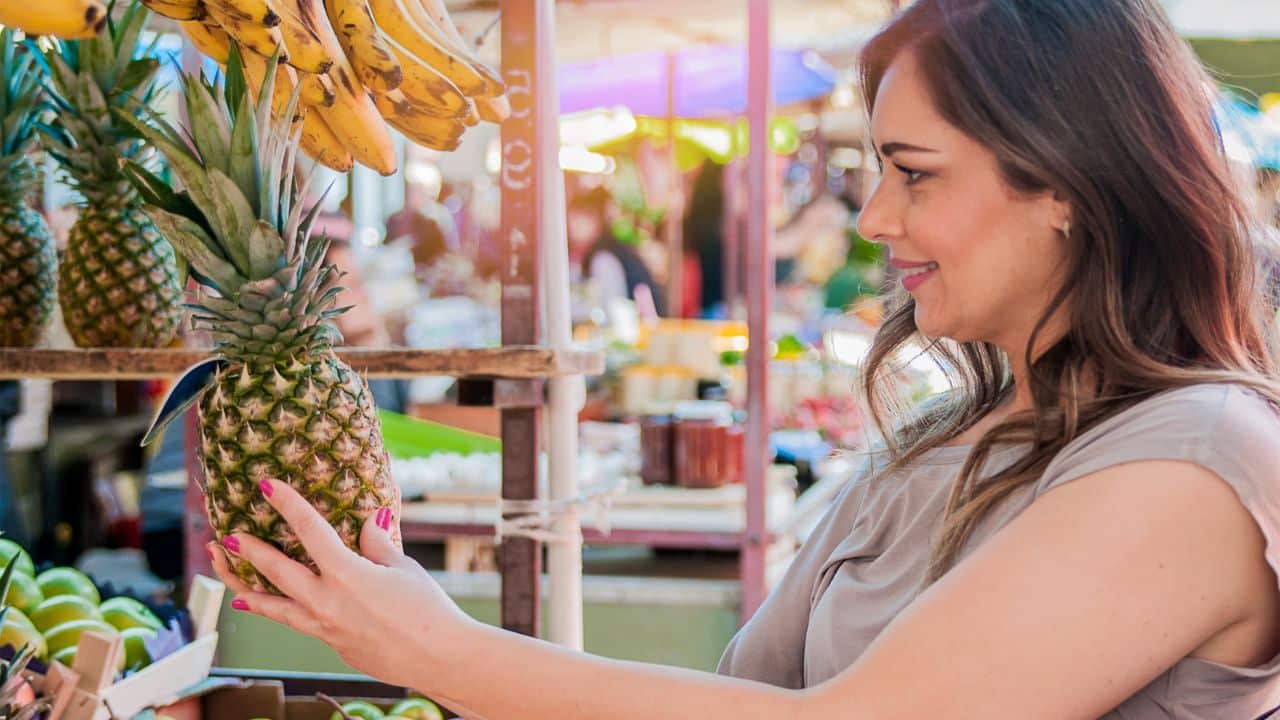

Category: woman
[209, 1, 1280, 717]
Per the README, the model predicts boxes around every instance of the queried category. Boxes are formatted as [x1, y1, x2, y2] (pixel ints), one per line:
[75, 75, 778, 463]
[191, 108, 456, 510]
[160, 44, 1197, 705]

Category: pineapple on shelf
[41, 0, 184, 348]
[127, 50, 394, 592]
[0, 31, 57, 348]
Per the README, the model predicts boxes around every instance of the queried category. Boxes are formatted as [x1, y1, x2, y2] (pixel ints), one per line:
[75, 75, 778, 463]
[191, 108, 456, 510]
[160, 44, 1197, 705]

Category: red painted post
[498, 0, 543, 638]
[741, 0, 773, 624]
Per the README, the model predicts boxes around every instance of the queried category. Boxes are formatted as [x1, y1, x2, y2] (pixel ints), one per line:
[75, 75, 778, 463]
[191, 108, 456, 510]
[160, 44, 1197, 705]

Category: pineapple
[42, 1, 184, 348]
[0, 31, 56, 348]
[126, 52, 394, 591]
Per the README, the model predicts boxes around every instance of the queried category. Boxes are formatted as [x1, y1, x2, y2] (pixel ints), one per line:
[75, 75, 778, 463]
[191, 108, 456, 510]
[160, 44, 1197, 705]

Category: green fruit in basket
[44, 618, 118, 656]
[120, 626, 156, 670]
[36, 567, 100, 606]
[0, 539, 34, 578]
[30, 594, 102, 632]
[0, 609, 46, 659]
[2, 571, 43, 614]
[100, 597, 164, 632]
[332, 701, 386, 720]
[389, 699, 444, 720]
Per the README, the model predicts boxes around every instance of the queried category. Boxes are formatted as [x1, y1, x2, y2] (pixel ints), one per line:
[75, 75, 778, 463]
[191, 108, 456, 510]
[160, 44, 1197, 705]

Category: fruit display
[126, 55, 396, 592]
[151, 0, 508, 173]
[328, 697, 445, 720]
[0, 0, 107, 39]
[0, 559, 49, 720]
[41, 1, 186, 348]
[0, 540, 164, 673]
[0, 31, 57, 349]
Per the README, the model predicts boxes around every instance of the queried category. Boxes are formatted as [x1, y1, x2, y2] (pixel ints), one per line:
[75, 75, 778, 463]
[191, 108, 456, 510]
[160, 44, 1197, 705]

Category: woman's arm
[217, 458, 1269, 720]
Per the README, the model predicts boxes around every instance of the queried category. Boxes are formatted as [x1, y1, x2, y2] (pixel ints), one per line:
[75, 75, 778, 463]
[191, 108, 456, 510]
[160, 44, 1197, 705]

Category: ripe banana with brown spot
[298, 109, 354, 172]
[299, 72, 336, 108]
[204, 0, 286, 61]
[140, 0, 205, 21]
[266, 0, 335, 73]
[239, 47, 307, 121]
[207, 0, 278, 27]
[324, 0, 401, 93]
[0, 0, 107, 38]
[372, 89, 466, 151]
[178, 20, 231, 62]
[366, 0, 486, 96]
[283, 0, 396, 173]
[379, 32, 468, 118]
[415, 0, 504, 96]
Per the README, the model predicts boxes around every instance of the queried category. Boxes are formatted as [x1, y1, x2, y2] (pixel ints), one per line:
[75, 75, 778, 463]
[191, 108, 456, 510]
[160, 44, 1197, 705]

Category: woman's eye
[895, 164, 926, 185]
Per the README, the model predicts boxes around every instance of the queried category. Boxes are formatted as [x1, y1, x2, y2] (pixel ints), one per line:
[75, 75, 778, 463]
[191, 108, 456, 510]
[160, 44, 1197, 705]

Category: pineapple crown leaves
[36, 0, 165, 190]
[0, 31, 48, 159]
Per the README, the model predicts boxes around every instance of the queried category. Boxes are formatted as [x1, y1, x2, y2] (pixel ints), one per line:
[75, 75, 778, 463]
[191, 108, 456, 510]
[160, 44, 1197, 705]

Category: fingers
[258, 478, 349, 575]
[223, 532, 320, 599]
[227, 591, 322, 637]
[207, 543, 255, 595]
[359, 507, 414, 570]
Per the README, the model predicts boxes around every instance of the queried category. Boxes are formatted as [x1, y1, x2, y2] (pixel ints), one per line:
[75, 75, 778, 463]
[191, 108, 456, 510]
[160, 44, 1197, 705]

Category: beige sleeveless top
[718, 384, 1280, 719]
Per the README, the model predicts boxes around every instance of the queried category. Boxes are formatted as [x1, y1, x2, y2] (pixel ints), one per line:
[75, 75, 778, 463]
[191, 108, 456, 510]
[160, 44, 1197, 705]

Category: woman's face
[856, 51, 1070, 352]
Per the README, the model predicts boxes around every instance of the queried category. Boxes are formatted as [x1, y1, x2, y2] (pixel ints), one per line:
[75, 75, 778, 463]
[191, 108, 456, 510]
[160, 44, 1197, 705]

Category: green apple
[120, 626, 156, 670]
[388, 699, 444, 720]
[100, 597, 163, 632]
[0, 608, 47, 659]
[0, 539, 34, 578]
[3, 572, 44, 615]
[30, 594, 102, 633]
[36, 567, 100, 606]
[331, 701, 386, 720]
[44, 618, 117, 656]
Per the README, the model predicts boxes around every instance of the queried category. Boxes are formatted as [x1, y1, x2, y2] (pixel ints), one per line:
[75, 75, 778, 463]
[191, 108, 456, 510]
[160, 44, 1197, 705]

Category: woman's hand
[208, 478, 474, 690]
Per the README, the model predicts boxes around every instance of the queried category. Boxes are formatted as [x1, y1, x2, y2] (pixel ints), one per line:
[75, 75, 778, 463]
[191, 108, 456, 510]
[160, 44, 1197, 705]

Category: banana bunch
[0, 0, 107, 38]
[157, 0, 507, 174]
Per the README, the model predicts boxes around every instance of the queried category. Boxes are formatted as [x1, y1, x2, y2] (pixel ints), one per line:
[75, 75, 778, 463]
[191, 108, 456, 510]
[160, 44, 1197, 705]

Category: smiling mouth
[900, 262, 939, 278]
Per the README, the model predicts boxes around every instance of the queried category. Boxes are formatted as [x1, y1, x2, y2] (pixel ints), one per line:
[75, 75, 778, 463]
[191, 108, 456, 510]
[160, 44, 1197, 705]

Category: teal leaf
[141, 357, 226, 447]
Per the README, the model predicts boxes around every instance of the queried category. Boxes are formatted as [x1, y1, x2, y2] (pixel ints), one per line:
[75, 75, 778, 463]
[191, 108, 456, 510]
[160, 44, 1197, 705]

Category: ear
[1048, 191, 1073, 235]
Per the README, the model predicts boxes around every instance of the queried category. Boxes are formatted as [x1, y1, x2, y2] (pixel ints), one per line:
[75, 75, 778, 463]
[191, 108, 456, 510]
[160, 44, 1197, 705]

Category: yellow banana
[379, 32, 469, 118]
[204, 0, 286, 61]
[473, 93, 509, 124]
[299, 71, 336, 108]
[179, 20, 231, 62]
[206, 0, 278, 27]
[324, 0, 400, 93]
[266, 0, 335, 74]
[298, 109, 354, 172]
[414, 0, 504, 96]
[239, 47, 307, 121]
[275, 0, 395, 173]
[366, 0, 485, 96]
[372, 90, 466, 151]
[461, 98, 479, 126]
[140, 0, 205, 21]
[0, 0, 107, 38]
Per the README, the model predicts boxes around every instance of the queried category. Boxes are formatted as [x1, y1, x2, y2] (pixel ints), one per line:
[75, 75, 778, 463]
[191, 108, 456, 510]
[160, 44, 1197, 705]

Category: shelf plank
[0, 347, 603, 380]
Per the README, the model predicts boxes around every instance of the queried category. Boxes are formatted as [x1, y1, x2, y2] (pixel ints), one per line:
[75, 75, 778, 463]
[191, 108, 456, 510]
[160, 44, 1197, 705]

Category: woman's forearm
[415, 618, 811, 720]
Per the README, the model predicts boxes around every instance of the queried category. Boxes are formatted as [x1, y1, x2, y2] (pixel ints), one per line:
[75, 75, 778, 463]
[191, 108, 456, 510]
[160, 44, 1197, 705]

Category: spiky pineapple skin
[199, 354, 394, 591]
[0, 200, 56, 347]
[58, 203, 184, 348]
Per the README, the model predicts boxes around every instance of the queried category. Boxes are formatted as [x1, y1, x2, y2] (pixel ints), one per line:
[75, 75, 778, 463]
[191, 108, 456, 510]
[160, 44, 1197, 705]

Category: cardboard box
[157, 679, 459, 720]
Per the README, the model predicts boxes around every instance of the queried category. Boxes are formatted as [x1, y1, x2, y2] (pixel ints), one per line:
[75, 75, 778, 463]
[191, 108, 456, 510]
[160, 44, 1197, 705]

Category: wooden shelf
[0, 347, 604, 380]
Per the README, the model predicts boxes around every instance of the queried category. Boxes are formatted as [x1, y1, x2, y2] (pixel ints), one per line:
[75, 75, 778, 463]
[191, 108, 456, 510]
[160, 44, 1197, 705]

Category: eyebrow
[879, 142, 939, 156]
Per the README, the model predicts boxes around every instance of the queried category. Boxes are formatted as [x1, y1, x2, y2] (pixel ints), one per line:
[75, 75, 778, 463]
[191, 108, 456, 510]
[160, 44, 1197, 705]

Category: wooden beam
[498, 0, 543, 639]
[0, 347, 602, 380]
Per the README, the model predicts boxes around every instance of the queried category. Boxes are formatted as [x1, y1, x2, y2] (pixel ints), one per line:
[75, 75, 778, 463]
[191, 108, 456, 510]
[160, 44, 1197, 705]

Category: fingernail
[230, 598, 250, 612]
[206, 544, 216, 560]
[259, 480, 274, 498]
[376, 507, 392, 531]
[222, 535, 240, 553]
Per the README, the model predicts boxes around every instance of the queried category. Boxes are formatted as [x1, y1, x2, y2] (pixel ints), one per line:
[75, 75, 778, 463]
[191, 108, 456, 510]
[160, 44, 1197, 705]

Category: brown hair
[856, 0, 1280, 583]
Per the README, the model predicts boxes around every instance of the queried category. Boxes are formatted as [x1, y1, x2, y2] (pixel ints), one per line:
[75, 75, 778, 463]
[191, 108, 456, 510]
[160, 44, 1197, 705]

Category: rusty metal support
[498, 0, 543, 638]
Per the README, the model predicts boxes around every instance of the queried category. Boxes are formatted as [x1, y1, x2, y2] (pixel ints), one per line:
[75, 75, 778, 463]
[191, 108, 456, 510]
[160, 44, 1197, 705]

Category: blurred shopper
[568, 185, 667, 316]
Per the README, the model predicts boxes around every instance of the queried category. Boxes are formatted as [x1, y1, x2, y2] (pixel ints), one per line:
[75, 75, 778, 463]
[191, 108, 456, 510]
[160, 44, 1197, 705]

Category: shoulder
[1041, 383, 1280, 490]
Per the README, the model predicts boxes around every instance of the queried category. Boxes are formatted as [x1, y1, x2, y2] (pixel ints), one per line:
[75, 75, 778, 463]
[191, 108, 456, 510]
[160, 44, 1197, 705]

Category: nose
[855, 175, 902, 245]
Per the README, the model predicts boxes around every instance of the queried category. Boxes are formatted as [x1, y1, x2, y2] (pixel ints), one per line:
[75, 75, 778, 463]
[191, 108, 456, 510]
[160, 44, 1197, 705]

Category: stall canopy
[558, 47, 837, 118]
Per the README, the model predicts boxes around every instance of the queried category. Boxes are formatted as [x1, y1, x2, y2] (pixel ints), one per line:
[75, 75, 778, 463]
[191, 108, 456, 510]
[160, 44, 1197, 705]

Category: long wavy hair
[857, 0, 1280, 584]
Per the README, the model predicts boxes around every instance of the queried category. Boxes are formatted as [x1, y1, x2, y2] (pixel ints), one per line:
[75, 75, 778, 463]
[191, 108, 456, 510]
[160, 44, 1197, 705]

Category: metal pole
[537, 0, 586, 650]
[665, 52, 684, 317]
[741, 0, 773, 623]
[499, 0, 543, 638]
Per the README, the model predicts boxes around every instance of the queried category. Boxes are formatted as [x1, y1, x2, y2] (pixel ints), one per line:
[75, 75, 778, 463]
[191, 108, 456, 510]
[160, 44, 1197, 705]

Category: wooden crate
[43, 575, 225, 720]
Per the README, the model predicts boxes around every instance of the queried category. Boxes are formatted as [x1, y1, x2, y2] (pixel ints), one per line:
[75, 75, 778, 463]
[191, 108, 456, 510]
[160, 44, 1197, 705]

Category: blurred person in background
[568, 184, 666, 316]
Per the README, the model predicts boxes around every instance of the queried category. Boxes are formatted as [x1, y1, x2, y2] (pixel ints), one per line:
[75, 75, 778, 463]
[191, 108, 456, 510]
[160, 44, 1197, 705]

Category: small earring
[1061, 220, 1071, 238]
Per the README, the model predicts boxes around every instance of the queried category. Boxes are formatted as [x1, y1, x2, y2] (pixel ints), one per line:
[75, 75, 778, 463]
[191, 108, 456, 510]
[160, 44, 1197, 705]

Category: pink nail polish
[222, 536, 240, 553]
[376, 507, 392, 531]
[259, 480, 273, 498]
[230, 598, 250, 612]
